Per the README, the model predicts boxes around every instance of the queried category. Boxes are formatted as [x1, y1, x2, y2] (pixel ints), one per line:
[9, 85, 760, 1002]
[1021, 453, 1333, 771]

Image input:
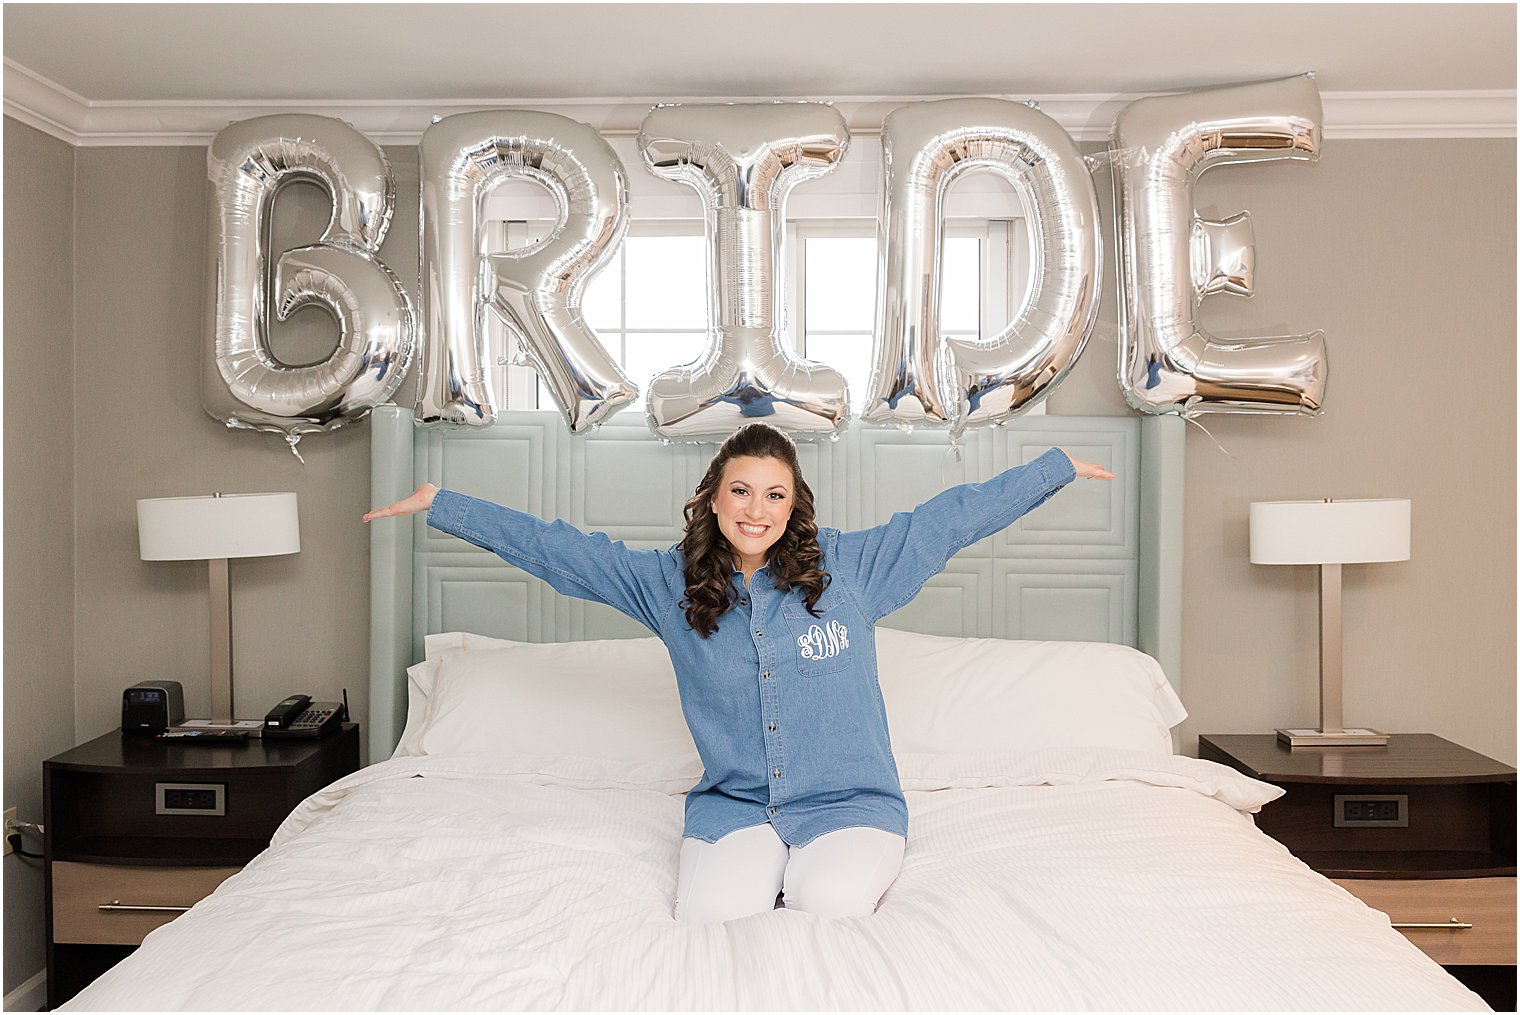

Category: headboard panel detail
[369, 406, 1185, 760]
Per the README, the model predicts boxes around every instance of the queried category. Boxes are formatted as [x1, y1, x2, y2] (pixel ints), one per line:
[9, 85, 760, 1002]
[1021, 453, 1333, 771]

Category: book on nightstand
[1276, 726, 1390, 747]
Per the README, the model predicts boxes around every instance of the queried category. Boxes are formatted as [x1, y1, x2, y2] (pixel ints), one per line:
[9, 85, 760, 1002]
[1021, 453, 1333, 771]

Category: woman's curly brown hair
[678, 423, 830, 638]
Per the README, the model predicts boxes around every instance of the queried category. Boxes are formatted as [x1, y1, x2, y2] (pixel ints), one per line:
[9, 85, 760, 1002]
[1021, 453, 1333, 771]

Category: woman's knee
[674, 886, 778, 924]
[782, 828, 906, 918]
[780, 875, 883, 918]
[673, 825, 788, 924]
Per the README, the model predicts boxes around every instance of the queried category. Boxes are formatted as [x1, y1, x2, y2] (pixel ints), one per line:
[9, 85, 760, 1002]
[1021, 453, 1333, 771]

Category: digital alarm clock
[121, 680, 185, 734]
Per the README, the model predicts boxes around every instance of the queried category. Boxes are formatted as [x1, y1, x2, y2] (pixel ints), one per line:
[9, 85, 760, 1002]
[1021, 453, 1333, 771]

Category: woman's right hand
[363, 483, 440, 523]
[1057, 449, 1115, 481]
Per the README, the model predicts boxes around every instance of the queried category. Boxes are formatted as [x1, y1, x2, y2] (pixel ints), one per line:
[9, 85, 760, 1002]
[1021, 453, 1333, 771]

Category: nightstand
[43, 725, 360, 1008]
[1200, 733, 1516, 1011]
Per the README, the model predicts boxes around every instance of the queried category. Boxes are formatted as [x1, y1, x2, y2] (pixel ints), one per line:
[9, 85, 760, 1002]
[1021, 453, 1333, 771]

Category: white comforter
[64, 748, 1487, 1011]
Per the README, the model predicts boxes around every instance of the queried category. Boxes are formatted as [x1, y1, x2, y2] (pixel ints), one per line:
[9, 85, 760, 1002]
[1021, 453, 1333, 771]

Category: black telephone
[263, 694, 345, 739]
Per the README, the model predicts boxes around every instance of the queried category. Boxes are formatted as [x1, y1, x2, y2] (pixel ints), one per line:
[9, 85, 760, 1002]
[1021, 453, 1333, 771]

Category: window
[583, 226, 709, 402]
[787, 220, 1028, 413]
[483, 220, 711, 412]
[484, 187, 1033, 415]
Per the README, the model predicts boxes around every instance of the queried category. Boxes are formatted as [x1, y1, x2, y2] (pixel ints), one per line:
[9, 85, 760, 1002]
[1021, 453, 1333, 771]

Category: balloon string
[943, 436, 963, 485]
[1182, 414, 1237, 461]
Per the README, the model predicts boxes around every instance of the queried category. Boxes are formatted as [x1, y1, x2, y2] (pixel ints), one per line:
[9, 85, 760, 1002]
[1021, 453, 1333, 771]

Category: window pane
[624, 332, 710, 392]
[479, 216, 557, 254]
[805, 332, 874, 410]
[481, 176, 562, 236]
[625, 236, 708, 330]
[939, 236, 980, 334]
[581, 249, 622, 332]
[804, 237, 877, 332]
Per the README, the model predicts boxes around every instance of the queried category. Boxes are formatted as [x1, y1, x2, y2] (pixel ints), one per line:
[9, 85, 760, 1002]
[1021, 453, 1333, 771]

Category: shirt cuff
[427, 488, 468, 535]
[1036, 446, 1079, 488]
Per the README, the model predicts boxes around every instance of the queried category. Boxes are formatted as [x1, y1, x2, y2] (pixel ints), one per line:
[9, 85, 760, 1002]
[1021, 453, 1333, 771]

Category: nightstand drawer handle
[98, 900, 192, 913]
[1391, 917, 1473, 930]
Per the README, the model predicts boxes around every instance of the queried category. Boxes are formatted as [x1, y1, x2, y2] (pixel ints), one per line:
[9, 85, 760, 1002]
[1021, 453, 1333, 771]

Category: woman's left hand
[1059, 448, 1116, 481]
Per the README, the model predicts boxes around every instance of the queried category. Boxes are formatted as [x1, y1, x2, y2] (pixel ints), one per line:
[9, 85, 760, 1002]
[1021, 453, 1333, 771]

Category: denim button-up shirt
[427, 446, 1076, 847]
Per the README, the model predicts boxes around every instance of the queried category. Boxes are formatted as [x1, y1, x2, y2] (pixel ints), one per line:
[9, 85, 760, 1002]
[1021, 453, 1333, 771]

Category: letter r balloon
[416, 111, 635, 432]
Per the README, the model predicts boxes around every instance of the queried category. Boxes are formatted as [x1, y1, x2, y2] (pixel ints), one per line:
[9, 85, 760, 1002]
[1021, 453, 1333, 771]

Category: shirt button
[769, 807, 777, 815]
[769, 722, 776, 731]
[762, 671, 770, 679]
[756, 631, 763, 637]
[773, 769, 781, 778]
[740, 598, 747, 605]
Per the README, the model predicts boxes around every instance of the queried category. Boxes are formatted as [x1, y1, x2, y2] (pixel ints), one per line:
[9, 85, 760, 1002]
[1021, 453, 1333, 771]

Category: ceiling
[5, 3, 1514, 102]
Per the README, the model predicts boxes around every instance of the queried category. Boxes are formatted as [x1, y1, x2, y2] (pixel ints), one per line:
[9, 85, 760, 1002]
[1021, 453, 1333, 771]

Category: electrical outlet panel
[155, 783, 225, 816]
[1333, 793, 1408, 828]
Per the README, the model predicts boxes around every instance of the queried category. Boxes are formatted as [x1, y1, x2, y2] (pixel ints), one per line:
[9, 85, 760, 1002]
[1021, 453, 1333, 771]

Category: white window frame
[487, 218, 708, 410]
[486, 212, 1034, 412]
[786, 218, 1026, 352]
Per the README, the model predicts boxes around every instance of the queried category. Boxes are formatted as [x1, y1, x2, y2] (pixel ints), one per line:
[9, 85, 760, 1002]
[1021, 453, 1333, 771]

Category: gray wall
[68, 147, 395, 746]
[1050, 138, 1516, 764]
[4, 122, 1515, 991]
[4, 118, 77, 994]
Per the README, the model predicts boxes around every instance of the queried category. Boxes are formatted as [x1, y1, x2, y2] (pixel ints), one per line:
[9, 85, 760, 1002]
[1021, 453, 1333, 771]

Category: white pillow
[392, 632, 533, 759]
[392, 659, 439, 758]
[397, 629, 1186, 761]
[423, 630, 522, 667]
[414, 637, 698, 762]
[874, 627, 1186, 756]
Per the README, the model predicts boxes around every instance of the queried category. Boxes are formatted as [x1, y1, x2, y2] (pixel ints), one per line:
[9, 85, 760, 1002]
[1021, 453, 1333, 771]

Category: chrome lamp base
[1278, 562, 1390, 749]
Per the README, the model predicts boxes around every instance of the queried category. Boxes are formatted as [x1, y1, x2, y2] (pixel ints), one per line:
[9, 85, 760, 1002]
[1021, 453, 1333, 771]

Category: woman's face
[710, 455, 794, 574]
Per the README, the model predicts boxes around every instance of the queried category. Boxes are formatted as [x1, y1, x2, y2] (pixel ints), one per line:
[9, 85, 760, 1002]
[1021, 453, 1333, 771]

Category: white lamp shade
[1249, 498, 1410, 565]
[138, 492, 300, 561]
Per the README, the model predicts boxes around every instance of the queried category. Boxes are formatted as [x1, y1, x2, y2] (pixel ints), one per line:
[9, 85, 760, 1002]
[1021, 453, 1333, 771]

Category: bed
[62, 409, 1489, 1011]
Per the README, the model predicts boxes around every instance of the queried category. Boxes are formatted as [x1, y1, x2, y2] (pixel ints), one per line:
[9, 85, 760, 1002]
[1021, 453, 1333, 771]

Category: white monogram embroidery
[797, 619, 850, 661]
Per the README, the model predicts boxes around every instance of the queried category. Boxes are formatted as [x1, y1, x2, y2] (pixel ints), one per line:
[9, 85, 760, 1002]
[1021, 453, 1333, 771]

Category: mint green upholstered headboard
[368, 405, 1185, 760]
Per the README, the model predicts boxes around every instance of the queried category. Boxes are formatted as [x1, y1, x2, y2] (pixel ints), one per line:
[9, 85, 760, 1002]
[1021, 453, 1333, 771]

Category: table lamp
[137, 492, 300, 726]
[1249, 498, 1410, 748]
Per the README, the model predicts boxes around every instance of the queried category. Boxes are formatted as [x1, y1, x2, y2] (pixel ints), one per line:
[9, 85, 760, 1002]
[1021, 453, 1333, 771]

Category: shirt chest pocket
[780, 603, 852, 676]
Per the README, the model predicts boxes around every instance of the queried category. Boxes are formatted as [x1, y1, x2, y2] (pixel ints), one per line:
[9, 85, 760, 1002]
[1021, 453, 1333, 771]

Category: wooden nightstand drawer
[52, 861, 240, 945]
[1335, 876, 1517, 965]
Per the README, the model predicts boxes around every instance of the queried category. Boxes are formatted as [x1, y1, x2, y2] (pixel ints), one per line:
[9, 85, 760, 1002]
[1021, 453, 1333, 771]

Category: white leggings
[674, 822, 906, 924]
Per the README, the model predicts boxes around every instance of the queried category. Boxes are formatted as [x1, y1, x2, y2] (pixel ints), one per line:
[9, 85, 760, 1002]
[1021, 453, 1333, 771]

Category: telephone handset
[263, 694, 345, 739]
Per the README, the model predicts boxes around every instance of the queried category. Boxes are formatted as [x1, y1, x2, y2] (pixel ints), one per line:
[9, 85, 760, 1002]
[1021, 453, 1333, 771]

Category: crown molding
[1321, 90, 1518, 139]
[6, 60, 1514, 147]
[3, 59, 89, 144]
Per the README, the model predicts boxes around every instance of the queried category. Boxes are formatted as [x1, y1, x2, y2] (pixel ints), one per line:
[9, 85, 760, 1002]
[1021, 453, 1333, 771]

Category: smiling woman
[676, 424, 827, 637]
[362, 421, 1111, 923]
[707, 456, 793, 578]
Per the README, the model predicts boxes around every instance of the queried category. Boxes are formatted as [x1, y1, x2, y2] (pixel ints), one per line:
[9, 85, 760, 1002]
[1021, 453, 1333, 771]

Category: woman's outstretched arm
[364, 483, 674, 634]
[830, 448, 1112, 623]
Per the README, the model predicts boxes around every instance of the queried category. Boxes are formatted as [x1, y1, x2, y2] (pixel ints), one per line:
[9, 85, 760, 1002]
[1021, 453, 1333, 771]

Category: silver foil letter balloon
[638, 103, 851, 442]
[865, 99, 1102, 436]
[204, 114, 415, 456]
[1110, 74, 1328, 416]
[416, 111, 635, 433]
